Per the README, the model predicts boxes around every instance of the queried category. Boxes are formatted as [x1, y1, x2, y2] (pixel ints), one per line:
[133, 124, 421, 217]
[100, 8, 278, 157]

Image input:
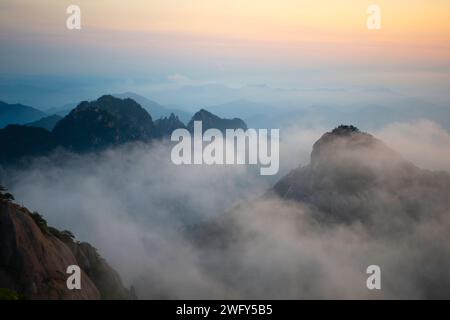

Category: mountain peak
[0, 101, 47, 128]
[330, 125, 360, 136]
[188, 109, 247, 133]
[97, 94, 115, 101]
[25, 114, 62, 131]
[154, 112, 186, 138]
[53, 95, 155, 152]
[310, 125, 396, 170]
[273, 126, 419, 224]
[193, 109, 216, 118]
[76, 95, 145, 114]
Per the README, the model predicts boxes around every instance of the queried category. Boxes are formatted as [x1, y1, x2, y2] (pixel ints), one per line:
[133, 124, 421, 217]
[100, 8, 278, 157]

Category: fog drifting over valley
[3, 120, 450, 299]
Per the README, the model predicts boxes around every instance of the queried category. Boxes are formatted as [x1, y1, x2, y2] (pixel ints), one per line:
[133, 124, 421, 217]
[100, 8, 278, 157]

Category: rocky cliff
[0, 191, 132, 300]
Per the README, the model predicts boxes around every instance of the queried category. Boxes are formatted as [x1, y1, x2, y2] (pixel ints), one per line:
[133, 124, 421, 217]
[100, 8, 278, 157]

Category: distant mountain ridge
[25, 114, 62, 131]
[154, 113, 186, 138]
[113, 92, 192, 123]
[44, 102, 78, 117]
[188, 109, 248, 133]
[0, 101, 47, 128]
[23, 92, 191, 121]
[53, 95, 155, 152]
[0, 95, 247, 164]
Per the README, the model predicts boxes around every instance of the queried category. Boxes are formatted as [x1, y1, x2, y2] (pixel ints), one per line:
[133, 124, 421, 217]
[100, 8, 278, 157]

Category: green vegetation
[0, 185, 77, 243]
[0, 288, 24, 300]
[0, 185, 15, 202]
[30, 212, 77, 243]
[29, 211, 49, 234]
[48, 227, 75, 243]
[332, 125, 360, 134]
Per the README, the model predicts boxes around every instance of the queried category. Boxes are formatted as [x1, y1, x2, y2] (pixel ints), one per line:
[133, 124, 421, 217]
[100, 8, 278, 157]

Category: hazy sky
[0, 0, 449, 106]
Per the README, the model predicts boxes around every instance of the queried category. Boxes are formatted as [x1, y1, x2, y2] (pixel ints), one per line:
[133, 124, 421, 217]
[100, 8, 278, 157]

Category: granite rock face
[0, 197, 132, 299]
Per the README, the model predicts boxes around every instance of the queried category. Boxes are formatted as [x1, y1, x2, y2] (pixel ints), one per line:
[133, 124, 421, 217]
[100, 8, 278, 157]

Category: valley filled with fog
[3, 119, 450, 299]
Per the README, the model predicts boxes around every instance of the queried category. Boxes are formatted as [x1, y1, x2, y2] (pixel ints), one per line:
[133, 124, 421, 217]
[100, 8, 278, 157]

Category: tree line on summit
[0, 95, 247, 164]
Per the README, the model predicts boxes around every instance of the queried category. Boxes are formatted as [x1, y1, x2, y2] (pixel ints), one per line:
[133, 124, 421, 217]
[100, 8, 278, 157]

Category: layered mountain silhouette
[0, 187, 133, 300]
[25, 114, 62, 131]
[187, 109, 247, 133]
[53, 95, 156, 152]
[0, 101, 47, 128]
[0, 95, 247, 163]
[154, 113, 186, 138]
[113, 92, 192, 123]
[44, 102, 78, 117]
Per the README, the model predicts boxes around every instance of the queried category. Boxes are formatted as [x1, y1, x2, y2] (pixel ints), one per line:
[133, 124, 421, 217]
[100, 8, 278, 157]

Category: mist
[2, 121, 450, 299]
[376, 120, 450, 172]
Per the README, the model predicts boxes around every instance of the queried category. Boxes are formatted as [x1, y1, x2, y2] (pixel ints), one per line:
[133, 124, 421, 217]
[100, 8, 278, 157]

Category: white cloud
[376, 119, 450, 172]
[4, 121, 450, 299]
[167, 73, 190, 83]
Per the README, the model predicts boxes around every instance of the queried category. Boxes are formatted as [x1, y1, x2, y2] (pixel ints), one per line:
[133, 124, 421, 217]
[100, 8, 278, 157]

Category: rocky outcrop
[0, 96, 248, 164]
[0, 101, 47, 128]
[53, 95, 155, 152]
[67, 241, 131, 300]
[187, 109, 247, 133]
[154, 113, 186, 138]
[0, 95, 158, 163]
[273, 125, 450, 224]
[0, 195, 132, 299]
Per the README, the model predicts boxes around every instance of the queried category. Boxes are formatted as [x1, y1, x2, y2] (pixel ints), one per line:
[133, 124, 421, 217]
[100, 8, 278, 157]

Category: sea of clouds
[2, 120, 450, 299]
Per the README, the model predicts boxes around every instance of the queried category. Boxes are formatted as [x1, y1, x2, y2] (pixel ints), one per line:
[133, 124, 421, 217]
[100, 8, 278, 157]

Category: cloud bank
[2, 121, 450, 299]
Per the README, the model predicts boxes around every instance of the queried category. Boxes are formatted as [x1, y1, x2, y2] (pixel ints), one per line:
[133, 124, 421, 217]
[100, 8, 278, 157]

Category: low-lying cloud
[2, 121, 450, 299]
[377, 119, 450, 172]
